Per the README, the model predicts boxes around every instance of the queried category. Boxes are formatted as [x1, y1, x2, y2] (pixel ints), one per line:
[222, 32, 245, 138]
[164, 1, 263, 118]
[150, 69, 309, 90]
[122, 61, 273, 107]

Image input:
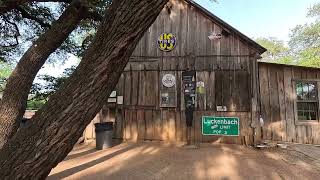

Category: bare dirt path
[48, 142, 320, 180]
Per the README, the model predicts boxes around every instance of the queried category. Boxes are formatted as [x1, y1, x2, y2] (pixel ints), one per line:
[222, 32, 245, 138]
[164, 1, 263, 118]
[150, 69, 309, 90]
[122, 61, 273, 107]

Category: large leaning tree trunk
[0, 0, 168, 179]
[0, 0, 88, 148]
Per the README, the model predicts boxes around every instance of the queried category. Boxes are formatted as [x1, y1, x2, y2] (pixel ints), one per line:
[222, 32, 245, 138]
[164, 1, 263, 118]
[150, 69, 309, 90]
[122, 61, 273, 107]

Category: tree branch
[1, 16, 20, 47]
[0, 0, 72, 14]
[16, 6, 51, 28]
[85, 10, 103, 21]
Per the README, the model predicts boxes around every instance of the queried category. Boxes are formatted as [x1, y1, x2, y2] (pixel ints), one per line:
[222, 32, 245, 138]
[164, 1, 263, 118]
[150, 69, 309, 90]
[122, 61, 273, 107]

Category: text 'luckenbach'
[205, 119, 238, 125]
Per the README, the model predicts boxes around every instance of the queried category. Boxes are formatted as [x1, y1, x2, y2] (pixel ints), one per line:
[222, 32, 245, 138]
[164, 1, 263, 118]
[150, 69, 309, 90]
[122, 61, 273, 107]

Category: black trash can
[94, 122, 113, 150]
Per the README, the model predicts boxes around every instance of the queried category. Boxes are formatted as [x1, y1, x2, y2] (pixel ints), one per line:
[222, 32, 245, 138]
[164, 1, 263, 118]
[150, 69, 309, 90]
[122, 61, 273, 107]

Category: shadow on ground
[48, 141, 320, 180]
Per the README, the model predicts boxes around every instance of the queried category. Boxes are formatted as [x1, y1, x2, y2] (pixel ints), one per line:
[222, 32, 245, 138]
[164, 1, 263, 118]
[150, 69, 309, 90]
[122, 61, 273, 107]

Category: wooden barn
[83, 0, 320, 145]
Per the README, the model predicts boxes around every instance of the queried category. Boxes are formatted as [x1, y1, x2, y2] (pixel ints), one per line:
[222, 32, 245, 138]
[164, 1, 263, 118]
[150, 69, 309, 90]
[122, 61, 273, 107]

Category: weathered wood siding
[112, 69, 256, 145]
[85, 0, 261, 145]
[258, 62, 320, 144]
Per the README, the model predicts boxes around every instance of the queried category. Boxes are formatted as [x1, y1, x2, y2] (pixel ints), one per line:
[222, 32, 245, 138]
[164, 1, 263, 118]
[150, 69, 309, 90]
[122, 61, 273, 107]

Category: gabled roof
[185, 0, 267, 54]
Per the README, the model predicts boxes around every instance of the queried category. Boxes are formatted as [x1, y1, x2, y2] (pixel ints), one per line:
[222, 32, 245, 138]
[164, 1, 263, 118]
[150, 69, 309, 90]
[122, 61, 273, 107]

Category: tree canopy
[257, 2, 320, 68]
[0, 0, 107, 63]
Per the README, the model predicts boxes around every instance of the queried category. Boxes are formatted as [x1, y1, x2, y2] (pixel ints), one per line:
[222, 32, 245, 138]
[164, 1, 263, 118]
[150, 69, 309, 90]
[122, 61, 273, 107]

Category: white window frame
[293, 79, 320, 125]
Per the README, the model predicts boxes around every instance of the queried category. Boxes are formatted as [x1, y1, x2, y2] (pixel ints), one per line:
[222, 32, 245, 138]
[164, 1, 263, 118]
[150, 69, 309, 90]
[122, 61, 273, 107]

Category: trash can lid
[94, 122, 113, 131]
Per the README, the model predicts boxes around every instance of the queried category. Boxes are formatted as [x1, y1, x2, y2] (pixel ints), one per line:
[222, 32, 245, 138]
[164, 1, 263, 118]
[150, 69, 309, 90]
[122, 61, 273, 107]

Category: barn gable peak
[184, 0, 266, 54]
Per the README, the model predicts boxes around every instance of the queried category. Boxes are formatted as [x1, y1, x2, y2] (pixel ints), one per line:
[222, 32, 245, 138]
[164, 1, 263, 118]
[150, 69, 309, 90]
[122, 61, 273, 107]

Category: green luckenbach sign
[202, 116, 239, 136]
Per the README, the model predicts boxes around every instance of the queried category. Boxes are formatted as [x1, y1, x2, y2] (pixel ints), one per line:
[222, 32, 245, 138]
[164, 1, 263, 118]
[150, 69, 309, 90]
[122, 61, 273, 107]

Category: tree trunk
[0, 0, 168, 179]
[0, 0, 87, 148]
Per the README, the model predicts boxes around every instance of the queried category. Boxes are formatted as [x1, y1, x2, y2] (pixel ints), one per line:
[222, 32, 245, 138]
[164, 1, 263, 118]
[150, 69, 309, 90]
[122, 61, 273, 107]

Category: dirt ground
[48, 141, 320, 180]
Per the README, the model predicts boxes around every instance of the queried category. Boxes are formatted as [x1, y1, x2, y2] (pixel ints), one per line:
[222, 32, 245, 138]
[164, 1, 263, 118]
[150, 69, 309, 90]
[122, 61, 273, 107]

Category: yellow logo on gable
[158, 33, 176, 52]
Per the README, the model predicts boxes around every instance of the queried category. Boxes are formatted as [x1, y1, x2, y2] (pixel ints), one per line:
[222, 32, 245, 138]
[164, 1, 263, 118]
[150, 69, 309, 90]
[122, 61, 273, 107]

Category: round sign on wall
[162, 74, 176, 88]
[158, 33, 176, 52]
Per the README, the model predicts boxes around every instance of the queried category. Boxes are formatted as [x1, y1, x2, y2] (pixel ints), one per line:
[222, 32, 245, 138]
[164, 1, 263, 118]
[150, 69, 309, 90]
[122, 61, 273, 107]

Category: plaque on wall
[216, 106, 227, 112]
[160, 72, 177, 107]
[162, 74, 176, 88]
[196, 81, 205, 94]
[160, 92, 176, 107]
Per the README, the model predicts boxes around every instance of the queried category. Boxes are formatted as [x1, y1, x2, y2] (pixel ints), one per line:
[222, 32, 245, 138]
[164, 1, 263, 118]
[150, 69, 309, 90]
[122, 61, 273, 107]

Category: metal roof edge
[258, 61, 320, 70]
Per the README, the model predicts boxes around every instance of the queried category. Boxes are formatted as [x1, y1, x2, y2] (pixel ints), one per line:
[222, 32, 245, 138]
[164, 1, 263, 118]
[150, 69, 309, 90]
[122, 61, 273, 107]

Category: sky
[38, 0, 318, 78]
[194, 0, 318, 42]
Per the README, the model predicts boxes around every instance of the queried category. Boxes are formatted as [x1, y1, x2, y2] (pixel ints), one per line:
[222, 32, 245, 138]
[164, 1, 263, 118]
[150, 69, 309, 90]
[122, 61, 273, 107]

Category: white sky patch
[34, 54, 79, 83]
[195, 0, 319, 44]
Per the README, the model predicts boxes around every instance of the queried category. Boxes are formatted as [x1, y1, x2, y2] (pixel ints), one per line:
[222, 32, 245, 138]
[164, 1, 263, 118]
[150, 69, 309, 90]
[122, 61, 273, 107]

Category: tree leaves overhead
[289, 23, 320, 53]
[30, 66, 75, 104]
[258, 2, 320, 68]
[307, 3, 320, 18]
[0, 0, 110, 63]
[256, 37, 289, 62]
[288, 2, 320, 67]
[0, 2, 57, 62]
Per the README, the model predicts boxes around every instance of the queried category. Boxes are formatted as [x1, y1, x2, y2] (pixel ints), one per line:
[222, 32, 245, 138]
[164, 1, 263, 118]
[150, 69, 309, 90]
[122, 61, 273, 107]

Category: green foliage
[26, 99, 46, 110]
[275, 56, 295, 65]
[258, 2, 320, 68]
[0, 3, 56, 62]
[307, 3, 320, 18]
[289, 2, 320, 67]
[256, 37, 289, 62]
[0, 62, 12, 78]
[0, 62, 12, 93]
[289, 23, 320, 53]
[27, 66, 75, 110]
[0, 1, 110, 63]
[296, 48, 320, 67]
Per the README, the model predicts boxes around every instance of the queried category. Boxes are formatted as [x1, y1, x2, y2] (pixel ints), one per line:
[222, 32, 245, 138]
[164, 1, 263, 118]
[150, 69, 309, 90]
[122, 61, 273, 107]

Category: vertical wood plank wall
[258, 62, 320, 144]
[83, 0, 320, 145]
[84, 0, 262, 145]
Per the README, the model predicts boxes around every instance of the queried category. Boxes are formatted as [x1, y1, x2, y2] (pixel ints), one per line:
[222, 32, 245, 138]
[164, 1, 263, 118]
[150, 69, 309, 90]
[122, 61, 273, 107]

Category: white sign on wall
[208, 32, 222, 40]
[216, 106, 227, 112]
[162, 74, 176, 88]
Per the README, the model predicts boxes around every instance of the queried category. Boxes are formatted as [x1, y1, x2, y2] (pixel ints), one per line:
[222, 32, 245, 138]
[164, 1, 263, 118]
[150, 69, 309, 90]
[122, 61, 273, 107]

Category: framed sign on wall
[202, 116, 240, 136]
[160, 72, 177, 107]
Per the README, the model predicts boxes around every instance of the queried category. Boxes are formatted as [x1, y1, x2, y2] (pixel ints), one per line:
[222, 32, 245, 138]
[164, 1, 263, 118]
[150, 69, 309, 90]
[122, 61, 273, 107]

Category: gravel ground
[48, 141, 320, 180]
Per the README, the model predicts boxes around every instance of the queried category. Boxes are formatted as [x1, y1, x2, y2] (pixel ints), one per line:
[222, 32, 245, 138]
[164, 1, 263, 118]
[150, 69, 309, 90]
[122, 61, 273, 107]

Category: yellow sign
[158, 33, 176, 52]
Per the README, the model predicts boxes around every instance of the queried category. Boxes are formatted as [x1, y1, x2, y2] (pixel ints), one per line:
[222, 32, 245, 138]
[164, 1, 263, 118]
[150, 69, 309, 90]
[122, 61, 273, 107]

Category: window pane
[297, 102, 306, 111]
[303, 83, 309, 99]
[308, 83, 317, 100]
[310, 112, 318, 120]
[296, 81, 318, 100]
[296, 82, 303, 100]
[297, 102, 318, 121]
[298, 111, 307, 120]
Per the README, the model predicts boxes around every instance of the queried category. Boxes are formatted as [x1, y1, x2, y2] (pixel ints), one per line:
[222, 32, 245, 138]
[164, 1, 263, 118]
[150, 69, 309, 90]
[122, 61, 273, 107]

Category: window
[295, 81, 318, 121]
